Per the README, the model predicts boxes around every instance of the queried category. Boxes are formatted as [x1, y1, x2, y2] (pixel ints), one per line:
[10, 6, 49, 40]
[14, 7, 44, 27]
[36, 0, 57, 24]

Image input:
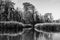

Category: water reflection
[36, 31, 53, 40]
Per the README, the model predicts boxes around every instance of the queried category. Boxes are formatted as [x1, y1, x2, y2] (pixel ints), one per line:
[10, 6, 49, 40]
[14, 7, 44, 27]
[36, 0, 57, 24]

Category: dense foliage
[0, 0, 55, 24]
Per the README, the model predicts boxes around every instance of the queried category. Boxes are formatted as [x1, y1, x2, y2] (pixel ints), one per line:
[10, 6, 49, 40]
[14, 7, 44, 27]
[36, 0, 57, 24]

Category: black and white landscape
[0, 0, 60, 40]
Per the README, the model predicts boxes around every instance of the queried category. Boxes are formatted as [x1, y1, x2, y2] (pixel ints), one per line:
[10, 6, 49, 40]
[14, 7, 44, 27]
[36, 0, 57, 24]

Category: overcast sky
[11, 0, 60, 20]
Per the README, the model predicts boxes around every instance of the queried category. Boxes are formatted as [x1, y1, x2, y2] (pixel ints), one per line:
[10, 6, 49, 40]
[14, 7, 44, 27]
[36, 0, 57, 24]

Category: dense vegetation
[0, 0, 54, 24]
[0, 0, 60, 34]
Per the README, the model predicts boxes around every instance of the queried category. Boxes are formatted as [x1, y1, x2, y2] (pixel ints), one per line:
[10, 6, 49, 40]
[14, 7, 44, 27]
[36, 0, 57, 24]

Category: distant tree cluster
[0, 0, 54, 24]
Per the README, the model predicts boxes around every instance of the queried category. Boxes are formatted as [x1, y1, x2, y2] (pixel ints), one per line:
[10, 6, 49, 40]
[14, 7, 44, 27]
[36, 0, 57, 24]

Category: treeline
[0, 0, 59, 24]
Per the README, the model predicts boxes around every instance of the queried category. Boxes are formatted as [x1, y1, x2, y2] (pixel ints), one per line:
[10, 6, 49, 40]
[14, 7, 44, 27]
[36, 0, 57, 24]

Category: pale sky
[11, 0, 60, 20]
